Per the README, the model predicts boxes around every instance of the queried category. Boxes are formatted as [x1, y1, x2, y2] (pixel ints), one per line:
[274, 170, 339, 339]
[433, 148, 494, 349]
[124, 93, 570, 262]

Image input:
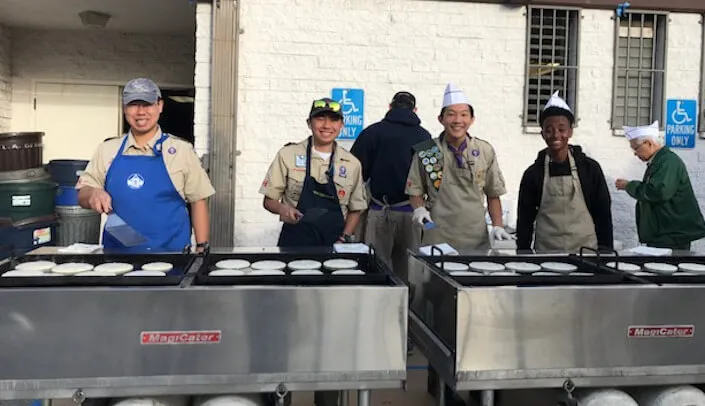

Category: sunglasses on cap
[312, 99, 341, 112]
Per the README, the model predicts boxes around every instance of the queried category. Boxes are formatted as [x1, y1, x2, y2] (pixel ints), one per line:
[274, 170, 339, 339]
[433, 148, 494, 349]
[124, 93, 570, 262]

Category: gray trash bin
[56, 205, 101, 245]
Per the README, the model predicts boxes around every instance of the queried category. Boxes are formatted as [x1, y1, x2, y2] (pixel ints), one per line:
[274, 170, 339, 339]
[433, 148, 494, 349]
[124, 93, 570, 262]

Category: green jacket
[625, 147, 705, 248]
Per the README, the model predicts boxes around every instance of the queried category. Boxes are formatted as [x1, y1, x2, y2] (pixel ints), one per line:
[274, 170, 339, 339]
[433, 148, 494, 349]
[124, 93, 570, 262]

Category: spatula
[105, 213, 148, 247]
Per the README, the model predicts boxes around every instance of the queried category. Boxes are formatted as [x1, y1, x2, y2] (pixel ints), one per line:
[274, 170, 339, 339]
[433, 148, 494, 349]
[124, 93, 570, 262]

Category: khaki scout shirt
[259, 138, 368, 217]
[77, 129, 215, 203]
[405, 135, 506, 204]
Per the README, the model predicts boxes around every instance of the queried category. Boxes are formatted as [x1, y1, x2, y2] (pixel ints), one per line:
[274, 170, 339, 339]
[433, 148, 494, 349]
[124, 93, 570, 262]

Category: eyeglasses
[312, 99, 341, 112]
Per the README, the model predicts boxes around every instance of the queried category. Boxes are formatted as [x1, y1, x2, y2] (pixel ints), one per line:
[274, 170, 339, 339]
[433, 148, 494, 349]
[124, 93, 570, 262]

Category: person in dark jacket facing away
[615, 121, 705, 250]
[350, 91, 432, 281]
[516, 91, 613, 253]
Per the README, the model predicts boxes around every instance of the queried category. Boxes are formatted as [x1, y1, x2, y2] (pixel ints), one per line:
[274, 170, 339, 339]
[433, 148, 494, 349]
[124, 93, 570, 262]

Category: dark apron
[277, 137, 345, 247]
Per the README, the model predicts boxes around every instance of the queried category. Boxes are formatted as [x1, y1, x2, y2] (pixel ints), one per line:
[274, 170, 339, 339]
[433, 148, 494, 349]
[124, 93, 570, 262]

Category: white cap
[442, 83, 471, 108]
[543, 91, 572, 113]
[624, 121, 659, 140]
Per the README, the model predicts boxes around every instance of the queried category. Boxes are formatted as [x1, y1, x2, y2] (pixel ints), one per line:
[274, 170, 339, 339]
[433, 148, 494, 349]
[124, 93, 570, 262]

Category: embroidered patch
[339, 166, 347, 178]
[127, 173, 145, 190]
[295, 155, 306, 167]
[471, 149, 480, 157]
[168, 146, 176, 154]
[338, 189, 346, 198]
[262, 179, 268, 187]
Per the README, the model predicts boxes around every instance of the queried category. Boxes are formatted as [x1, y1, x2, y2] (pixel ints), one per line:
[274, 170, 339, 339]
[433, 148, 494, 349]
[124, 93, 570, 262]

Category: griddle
[195, 251, 393, 286]
[0, 252, 195, 287]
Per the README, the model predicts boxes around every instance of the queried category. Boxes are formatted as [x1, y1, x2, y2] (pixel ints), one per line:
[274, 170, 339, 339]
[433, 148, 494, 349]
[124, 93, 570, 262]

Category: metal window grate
[523, 7, 580, 127]
[612, 12, 667, 129]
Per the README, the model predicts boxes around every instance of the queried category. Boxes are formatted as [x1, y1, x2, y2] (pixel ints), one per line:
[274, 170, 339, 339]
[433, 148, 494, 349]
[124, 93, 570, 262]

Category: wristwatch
[339, 234, 355, 243]
[196, 241, 210, 252]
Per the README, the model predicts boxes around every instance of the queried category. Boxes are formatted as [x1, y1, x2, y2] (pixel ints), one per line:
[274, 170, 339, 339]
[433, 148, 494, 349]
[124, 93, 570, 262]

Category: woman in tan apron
[516, 91, 614, 253]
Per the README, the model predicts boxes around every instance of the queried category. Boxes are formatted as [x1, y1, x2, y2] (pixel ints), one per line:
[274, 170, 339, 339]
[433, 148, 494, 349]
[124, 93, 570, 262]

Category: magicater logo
[127, 173, 145, 190]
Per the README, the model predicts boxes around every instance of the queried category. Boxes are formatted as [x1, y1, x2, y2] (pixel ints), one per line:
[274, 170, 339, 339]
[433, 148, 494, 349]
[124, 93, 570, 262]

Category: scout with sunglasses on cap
[516, 91, 613, 253]
[260, 97, 367, 246]
[406, 83, 512, 251]
[77, 78, 214, 253]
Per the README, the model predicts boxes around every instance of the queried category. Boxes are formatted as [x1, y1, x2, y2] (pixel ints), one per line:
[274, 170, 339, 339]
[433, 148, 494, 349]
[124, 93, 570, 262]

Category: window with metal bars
[523, 7, 580, 127]
[611, 12, 668, 130]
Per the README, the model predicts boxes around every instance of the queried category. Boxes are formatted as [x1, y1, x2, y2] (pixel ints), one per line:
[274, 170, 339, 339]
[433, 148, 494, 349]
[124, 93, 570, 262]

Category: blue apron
[277, 137, 345, 247]
[103, 133, 191, 253]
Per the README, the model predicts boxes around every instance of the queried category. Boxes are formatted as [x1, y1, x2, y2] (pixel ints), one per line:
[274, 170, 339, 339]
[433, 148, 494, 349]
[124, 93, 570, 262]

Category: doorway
[121, 88, 195, 144]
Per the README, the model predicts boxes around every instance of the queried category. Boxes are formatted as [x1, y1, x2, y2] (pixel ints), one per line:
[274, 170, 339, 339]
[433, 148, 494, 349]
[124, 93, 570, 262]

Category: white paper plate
[435, 262, 469, 272]
[291, 270, 324, 276]
[95, 262, 134, 275]
[141, 262, 173, 272]
[209, 269, 246, 276]
[606, 262, 641, 273]
[251, 260, 287, 271]
[76, 270, 117, 277]
[51, 262, 94, 275]
[533, 271, 562, 276]
[323, 259, 359, 270]
[570, 272, 594, 276]
[249, 269, 286, 276]
[2, 270, 45, 277]
[125, 270, 167, 277]
[504, 262, 542, 273]
[288, 260, 322, 270]
[469, 261, 506, 273]
[540, 262, 577, 273]
[449, 271, 483, 276]
[678, 263, 705, 273]
[644, 262, 678, 274]
[332, 269, 365, 276]
[215, 259, 251, 270]
[14, 260, 56, 272]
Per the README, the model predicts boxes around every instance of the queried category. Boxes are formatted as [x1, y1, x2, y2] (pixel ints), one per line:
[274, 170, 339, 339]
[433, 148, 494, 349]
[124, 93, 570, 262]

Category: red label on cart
[140, 330, 222, 345]
[627, 325, 694, 338]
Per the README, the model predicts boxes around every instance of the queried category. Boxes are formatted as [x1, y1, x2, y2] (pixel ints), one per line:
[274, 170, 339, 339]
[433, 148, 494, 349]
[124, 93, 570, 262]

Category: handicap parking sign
[665, 99, 697, 149]
[332, 88, 364, 140]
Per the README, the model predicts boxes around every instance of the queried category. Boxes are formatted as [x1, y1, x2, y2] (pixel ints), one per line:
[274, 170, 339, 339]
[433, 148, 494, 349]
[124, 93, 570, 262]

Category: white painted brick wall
[233, 0, 705, 250]
[194, 2, 212, 158]
[0, 25, 11, 132]
[10, 28, 195, 130]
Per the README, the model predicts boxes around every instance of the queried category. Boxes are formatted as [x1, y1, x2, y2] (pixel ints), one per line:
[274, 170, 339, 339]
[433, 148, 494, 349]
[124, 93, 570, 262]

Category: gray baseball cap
[123, 78, 162, 105]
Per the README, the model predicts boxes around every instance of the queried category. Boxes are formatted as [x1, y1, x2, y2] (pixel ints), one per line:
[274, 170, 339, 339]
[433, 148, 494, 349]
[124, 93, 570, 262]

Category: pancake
[250, 260, 287, 271]
[209, 269, 246, 276]
[76, 270, 117, 277]
[2, 270, 45, 277]
[323, 259, 359, 270]
[678, 263, 705, 273]
[291, 270, 324, 276]
[605, 262, 641, 273]
[469, 261, 506, 273]
[215, 259, 250, 270]
[249, 269, 286, 276]
[14, 260, 56, 273]
[504, 262, 542, 273]
[434, 262, 469, 272]
[288, 260, 322, 270]
[644, 262, 678, 275]
[52, 262, 94, 275]
[540, 262, 577, 274]
[489, 271, 518, 276]
[331, 269, 365, 276]
[570, 272, 594, 276]
[141, 262, 174, 272]
[449, 271, 483, 277]
[533, 271, 562, 276]
[94, 262, 134, 275]
[125, 270, 167, 277]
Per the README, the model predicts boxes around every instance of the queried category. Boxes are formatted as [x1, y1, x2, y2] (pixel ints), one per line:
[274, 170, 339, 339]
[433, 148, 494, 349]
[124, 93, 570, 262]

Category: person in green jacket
[615, 121, 705, 250]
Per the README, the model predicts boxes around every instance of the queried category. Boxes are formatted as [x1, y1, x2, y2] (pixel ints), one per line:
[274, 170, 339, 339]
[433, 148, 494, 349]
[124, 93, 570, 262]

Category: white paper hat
[442, 83, 471, 108]
[543, 91, 572, 113]
[624, 121, 659, 140]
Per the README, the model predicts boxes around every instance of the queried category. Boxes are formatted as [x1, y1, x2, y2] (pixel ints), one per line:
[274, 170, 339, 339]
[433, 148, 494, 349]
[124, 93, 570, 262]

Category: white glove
[412, 207, 433, 226]
[491, 226, 515, 241]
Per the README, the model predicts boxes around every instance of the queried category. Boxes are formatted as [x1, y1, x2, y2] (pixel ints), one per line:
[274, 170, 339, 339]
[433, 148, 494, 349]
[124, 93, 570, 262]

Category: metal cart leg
[481, 390, 495, 406]
[437, 377, 446, 406]
[340, 391, 349, 406]
[357, 390, 370, 406]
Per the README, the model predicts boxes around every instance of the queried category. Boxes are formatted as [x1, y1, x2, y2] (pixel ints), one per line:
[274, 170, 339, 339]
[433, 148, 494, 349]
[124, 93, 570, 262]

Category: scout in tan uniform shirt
[406, 83, 512, 251]
[260, 97, 367, 248]
[77, 78, 214, 253]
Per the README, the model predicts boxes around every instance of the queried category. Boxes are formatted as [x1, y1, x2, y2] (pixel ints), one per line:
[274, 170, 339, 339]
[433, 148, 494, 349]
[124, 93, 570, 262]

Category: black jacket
[350, 108, 432, 204]
[516, 145, 614, 250]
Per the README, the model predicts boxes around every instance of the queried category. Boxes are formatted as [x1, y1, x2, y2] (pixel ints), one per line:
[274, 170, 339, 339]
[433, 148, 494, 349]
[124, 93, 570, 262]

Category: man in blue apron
[78, 78, 215, 253]
[260, 98, 368, 248]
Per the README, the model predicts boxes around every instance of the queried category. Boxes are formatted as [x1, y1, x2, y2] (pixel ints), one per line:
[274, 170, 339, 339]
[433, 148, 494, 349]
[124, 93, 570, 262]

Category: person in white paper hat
[616, 121, 705, 250]
[405, 83, 512, 252]
[516, 91, 613, 253]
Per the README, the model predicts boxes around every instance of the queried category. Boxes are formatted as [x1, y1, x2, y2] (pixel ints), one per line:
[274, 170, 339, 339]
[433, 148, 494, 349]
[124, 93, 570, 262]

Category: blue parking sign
[331, 88, 364, 140]
[665, 99, 697, 149]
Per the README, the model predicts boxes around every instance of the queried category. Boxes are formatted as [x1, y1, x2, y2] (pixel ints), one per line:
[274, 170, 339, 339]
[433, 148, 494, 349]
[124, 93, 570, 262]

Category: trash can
[55, 206, 101, 245]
